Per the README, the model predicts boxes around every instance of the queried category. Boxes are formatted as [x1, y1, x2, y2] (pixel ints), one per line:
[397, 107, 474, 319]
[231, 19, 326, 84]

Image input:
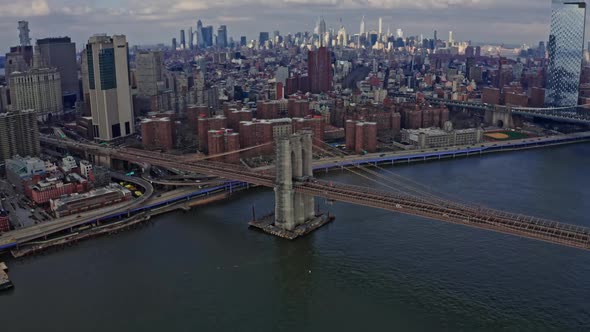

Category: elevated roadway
[0, 173, 153, 249]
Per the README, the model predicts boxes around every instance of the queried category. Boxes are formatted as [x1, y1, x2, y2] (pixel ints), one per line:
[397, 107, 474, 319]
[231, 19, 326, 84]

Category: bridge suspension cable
[181, 142, 274, 162]
[312, 141, 585, 232]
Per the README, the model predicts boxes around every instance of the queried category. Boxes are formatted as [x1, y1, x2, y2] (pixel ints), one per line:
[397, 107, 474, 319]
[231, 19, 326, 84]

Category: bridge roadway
[395, 93, 590, 125]
[40, 136, 590, 250]
[0, 173, 153, 248]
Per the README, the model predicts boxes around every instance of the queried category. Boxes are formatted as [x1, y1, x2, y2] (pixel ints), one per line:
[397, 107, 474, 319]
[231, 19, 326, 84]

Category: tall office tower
[188, 27, 194, 50]
[546, 1, 586, 107]
[18, 21, 31, 46]
[360, 16, 366, 36]
[259, 32, 270, 46]
[337, 26, 348, 47]
[197, 20, 204, 47]
[172, 38, 177, 50]
[217, 25, 228, 48]
[240, 36, 247, 46]
[0, 109, 40, 163]
[203, 26, 214, 47]
[378, 17, 383, 36]
[85, 34, 134, 141]
[273, 30, 280, 43]
[36, 37, 78, 102]
[538, 41, 546, 58]
[180, 30, 186, 49]
[308, 47, 332, 94]
[192, 30, 198, 49]
[448, 31, 454, 45]
[9, 67, 63, 119]
[318, 17, 327, 47]
[136, 51, 164, 97]
[396, 28, 403, 39]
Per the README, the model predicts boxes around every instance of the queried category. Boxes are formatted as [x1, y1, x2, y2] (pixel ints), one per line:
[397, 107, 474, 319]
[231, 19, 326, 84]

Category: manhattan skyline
[0, 0, 586, 47]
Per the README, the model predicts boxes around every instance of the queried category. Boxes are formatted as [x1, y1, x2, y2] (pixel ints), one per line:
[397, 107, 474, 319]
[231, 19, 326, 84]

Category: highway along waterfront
[1, 144, 590, 331]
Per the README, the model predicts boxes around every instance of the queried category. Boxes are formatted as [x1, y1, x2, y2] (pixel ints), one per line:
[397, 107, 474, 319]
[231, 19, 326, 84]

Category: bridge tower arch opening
[273, 131, 320, 234]
[496, 119, 504, 128]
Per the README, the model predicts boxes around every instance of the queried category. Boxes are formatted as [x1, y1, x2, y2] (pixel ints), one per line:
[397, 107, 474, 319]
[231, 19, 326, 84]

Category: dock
[0, 262, 13, 291]
[249, 213, 335, 240]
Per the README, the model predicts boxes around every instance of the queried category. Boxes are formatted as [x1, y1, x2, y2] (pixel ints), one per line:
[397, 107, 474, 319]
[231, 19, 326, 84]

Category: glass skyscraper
[545, 1, 586, 107]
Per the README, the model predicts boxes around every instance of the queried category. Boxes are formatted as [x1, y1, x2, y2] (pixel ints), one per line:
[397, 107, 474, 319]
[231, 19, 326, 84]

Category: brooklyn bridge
[34, 134, 590, 251]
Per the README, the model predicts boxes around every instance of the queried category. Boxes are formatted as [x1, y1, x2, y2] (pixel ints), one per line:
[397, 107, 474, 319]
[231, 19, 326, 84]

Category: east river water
[1, 144, 589, 331]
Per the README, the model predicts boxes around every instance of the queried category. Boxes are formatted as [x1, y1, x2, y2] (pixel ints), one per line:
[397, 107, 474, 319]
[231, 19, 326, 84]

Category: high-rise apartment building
[0, 86, 8, 113]
[136, 51, 164, 97]
[9, 67, 63, 119]
[545, 1, 586, 107]
[0, 109, 40, 163]
[308, 46, 333, 94]
[36, 37, 78, 102]
[85, 34, 134, 141]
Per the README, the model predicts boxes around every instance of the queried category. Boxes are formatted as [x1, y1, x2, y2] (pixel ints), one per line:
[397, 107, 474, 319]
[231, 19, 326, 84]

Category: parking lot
[0, 179, 52, 230]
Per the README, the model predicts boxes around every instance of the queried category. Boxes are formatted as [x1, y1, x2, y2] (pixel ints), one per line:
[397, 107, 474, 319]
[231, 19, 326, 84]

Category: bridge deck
[39, 136, 590, 251]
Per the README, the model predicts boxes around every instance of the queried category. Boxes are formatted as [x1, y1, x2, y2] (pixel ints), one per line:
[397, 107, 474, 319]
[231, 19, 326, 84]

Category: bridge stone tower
[485, 106, 514, 128]
[274, 131, 315, 231]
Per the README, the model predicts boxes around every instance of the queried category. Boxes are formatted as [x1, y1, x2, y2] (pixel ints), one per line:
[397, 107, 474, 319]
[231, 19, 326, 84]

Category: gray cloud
[0, 0, 581, 50]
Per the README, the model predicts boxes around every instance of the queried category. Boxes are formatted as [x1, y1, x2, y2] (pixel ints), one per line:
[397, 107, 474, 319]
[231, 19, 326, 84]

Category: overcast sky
[0, 0, 585, 50]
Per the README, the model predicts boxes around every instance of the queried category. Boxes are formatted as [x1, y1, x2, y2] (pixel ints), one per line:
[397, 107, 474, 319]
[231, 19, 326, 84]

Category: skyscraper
[180, 30, 186, 50]
[197, 20, 204, 48]
[217, 25, 228, 48]
[259, 32, 270, 46]
[545, 1, 586, 107]
[188, 27, 194, 50]
[378, 17, 383, 36]
[308, 47, 332, 94]
[85, 34, 134, 141]
[18, 21, 31, 46]
[36, 37, 78, 102]
[318, 17, 327, 47]
[448, 31, 454, 45]
[202, 26, 214, 47]
[360, 16, 366, 36]
[172, 38, 177, 50]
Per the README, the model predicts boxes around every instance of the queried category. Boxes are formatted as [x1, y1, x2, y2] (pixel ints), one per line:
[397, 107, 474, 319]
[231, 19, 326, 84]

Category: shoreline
[7, 188, 245, 258]
[310, 132, 590, 172]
